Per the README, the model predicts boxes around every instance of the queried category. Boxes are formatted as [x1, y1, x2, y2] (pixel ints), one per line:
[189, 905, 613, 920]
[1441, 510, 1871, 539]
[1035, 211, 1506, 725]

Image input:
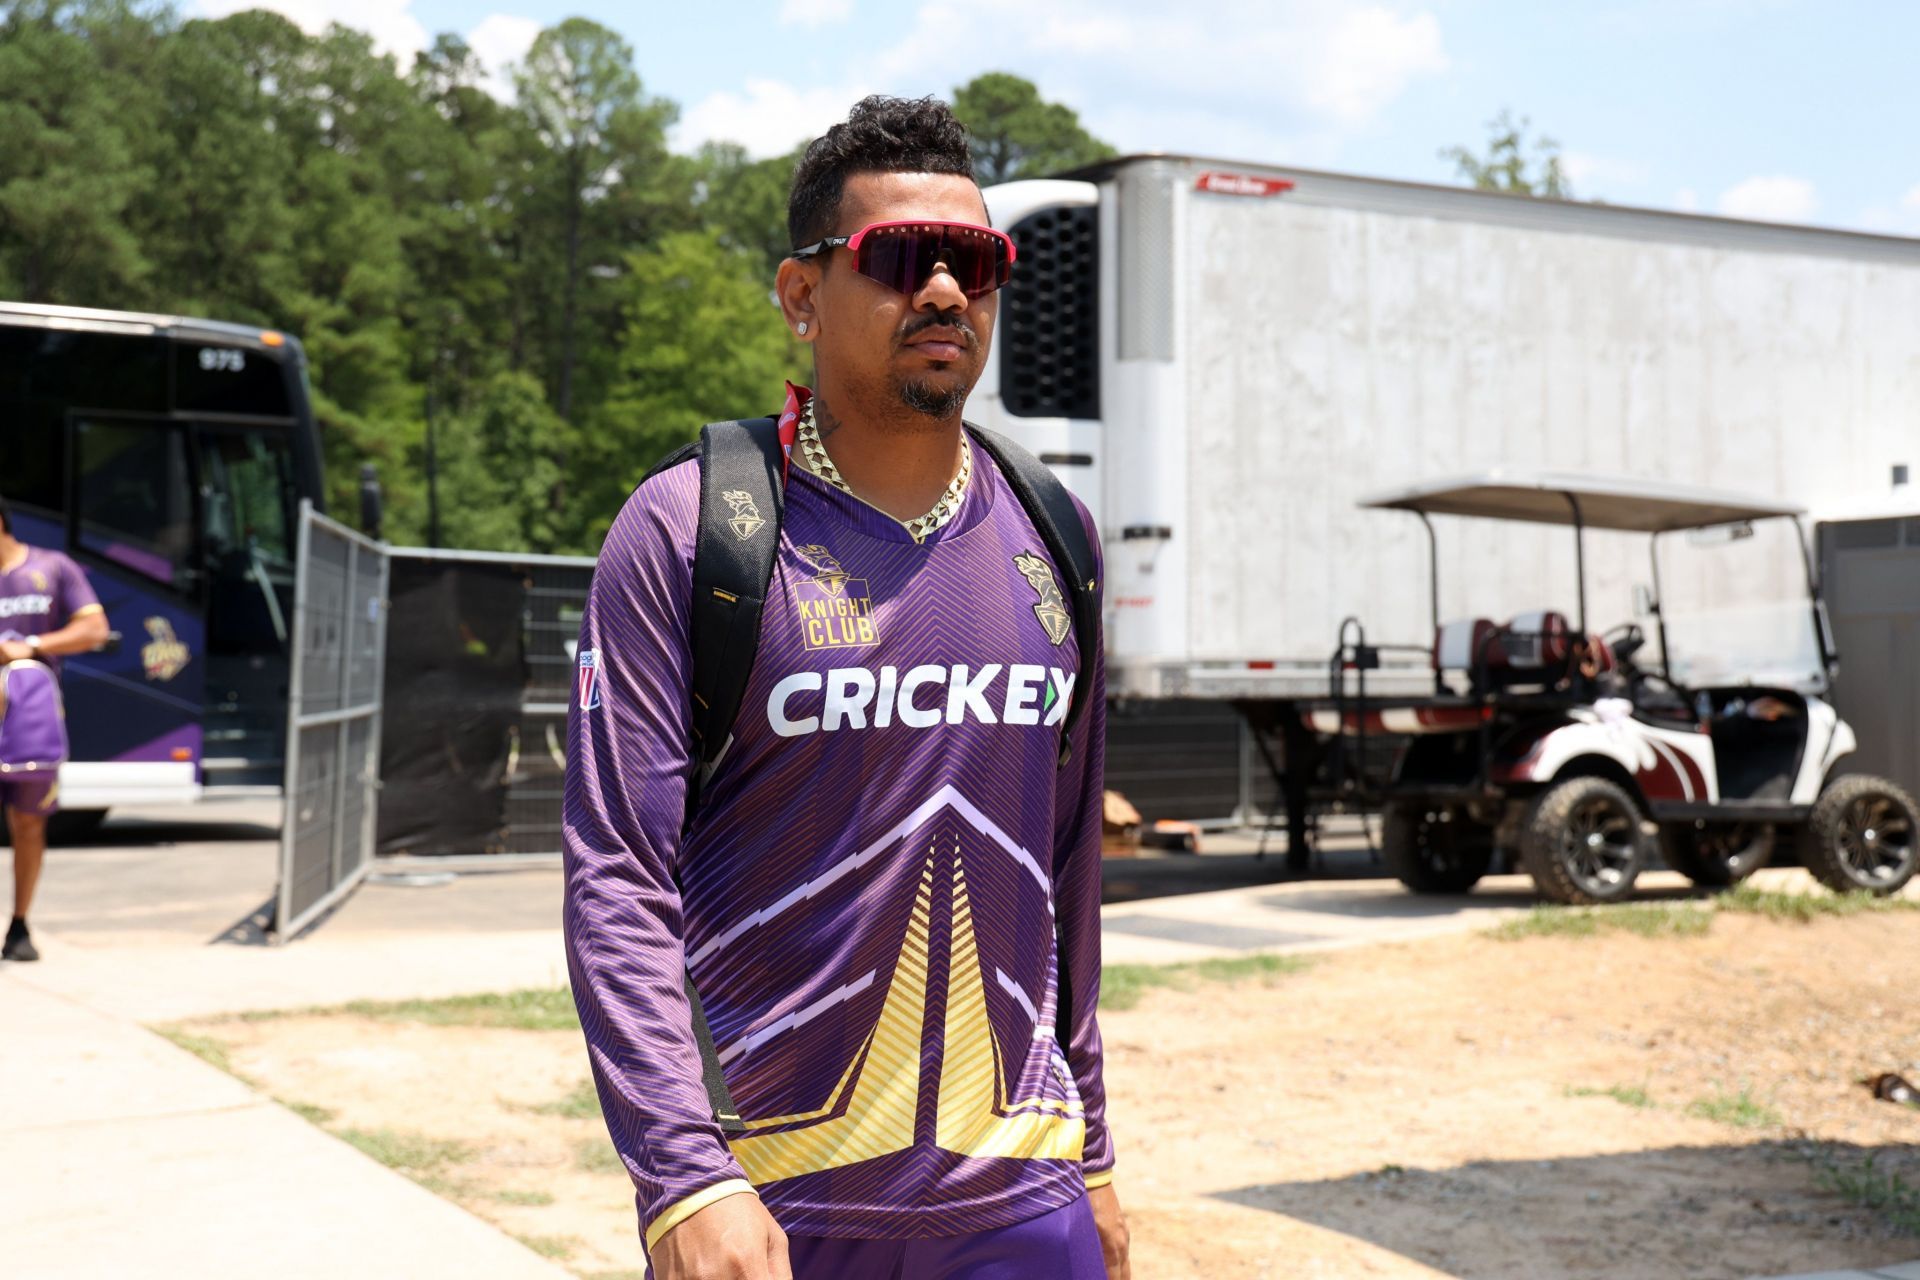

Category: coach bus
[0, 302, 326, 834]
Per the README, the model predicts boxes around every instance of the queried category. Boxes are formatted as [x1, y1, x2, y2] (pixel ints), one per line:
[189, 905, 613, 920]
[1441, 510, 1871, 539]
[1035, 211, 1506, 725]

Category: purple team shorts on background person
[0, 660, 68, 816]
[644, 1192, 1105, 1280]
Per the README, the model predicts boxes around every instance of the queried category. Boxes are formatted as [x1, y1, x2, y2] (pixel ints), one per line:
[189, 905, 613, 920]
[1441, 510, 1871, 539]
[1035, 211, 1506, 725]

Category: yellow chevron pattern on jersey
[728, 855, 934, 1183]
[935, 854, 1086, 1161]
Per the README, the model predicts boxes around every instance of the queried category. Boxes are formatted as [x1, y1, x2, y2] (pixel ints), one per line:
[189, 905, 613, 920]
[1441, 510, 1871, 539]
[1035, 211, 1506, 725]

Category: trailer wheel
[1521, 777, 1647, 904]
[1382, 803, 1493, 894]
[1801, 775, 1919, 895]
[1658, 821, 1774, 888]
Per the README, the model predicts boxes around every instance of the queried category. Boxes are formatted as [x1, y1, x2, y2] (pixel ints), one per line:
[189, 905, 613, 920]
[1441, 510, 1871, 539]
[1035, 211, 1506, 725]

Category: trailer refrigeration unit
[971, 155, 1920, 876]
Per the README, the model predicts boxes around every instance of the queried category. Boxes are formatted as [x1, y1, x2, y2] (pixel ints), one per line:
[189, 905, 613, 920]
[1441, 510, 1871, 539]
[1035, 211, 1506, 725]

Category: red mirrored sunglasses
[791, 220, 1017, 299]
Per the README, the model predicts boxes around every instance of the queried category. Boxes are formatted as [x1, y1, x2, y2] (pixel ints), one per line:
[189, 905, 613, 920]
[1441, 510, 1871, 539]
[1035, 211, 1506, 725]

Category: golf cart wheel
[1659, 821, 1775, 888]
[1382, 803, 1494, 894]
[1801, 775, 1919, 895]
[1520, 776, 1649, 905]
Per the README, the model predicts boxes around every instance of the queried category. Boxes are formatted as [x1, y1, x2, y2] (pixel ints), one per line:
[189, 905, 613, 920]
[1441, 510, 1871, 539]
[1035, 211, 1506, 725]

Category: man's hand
[651, 1192, 791, 1280]
[1088, 1182, 1130, 1280]
[0, 640, 31, 662]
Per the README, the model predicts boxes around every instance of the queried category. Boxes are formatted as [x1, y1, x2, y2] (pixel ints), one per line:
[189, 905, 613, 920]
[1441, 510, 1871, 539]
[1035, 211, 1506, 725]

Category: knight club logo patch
[721, 489, 765, 541]
[792, 544, 878, 651]
[1013, 552, 1071, 647]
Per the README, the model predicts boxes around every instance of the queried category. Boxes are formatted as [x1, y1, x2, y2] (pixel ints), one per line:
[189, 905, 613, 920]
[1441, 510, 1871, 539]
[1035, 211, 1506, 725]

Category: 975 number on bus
[198, 347, 246, 373]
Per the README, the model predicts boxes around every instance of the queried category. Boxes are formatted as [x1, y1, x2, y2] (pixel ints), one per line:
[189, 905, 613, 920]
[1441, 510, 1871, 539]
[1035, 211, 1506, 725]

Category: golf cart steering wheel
[1601, 622, 1646, 668]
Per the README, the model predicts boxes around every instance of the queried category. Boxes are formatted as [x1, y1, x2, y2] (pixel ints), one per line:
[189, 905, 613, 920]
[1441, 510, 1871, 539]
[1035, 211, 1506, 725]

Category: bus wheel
[1382, 803, 1493, 894]
[1659, 820, 1774, 888]
[1802, 775, 1919, 895]
[1521, 777, 1647, 905]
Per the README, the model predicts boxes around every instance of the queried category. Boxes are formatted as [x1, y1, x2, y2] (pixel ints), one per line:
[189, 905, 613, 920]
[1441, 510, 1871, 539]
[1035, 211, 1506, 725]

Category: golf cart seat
[1435, 611, 1583, 691]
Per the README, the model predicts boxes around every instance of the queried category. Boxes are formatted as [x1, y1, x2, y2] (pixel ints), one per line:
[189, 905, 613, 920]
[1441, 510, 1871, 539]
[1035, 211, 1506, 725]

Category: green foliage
[1441, 109, 1572, 199]
[511, 1233, 579, 1260]
[1717, 883, 1919, 921]
[1565, 1083, 1656, 1109]
[953, 73, 1115, 185]
[152, 1026, 240, 1077]
[1686, 1085, 1782, 1129]
[1807, 1148, 1920, 1236]
[336, 1126, 475, 1171]
[494, 1188, 556, 1207]
[279, 1098, 337, 1125]
[1101, 952, 1311, 1012]
[584, 229, 806, 533]
[1490, 903, 1714, 940]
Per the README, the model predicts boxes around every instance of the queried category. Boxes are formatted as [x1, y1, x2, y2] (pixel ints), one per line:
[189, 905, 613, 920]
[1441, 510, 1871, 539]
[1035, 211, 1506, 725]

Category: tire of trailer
[1800, 774, 1920, 896]
[1381, 803, 1494, 894]
[1658, 820, 1775, 888]
[1520, 776, 1648, 905]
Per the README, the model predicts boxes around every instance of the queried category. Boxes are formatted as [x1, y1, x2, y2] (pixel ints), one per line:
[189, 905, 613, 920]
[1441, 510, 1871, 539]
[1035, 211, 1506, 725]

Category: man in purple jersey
[0, 498, 109, 962]
[564, 97, 1128, 1280]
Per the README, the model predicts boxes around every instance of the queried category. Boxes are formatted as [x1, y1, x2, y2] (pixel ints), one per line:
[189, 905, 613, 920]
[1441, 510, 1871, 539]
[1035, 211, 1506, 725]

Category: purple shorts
[0, 775, 58, 818]
[648, 1194, 1104, 1280]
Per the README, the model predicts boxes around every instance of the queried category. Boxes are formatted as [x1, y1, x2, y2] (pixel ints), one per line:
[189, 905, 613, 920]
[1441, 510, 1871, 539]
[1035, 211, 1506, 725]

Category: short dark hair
[0, 496, 11, 536]
[788, 95, 975, 250]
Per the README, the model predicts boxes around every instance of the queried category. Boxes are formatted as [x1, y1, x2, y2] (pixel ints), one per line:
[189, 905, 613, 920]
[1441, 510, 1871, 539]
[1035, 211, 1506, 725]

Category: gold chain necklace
[796, 399, 972, 545]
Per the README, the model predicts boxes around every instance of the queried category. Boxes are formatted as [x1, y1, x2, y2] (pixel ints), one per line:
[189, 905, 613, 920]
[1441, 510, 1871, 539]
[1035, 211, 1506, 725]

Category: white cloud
[466, 13, 541, 99]
[675, 78, 875, 158]
[190, 0, 429, 62]
[1301, 6, 1447, 123]
[778, 0, 854, 26]
[1674, 187, 1700, 213]
[1716, 175, 1818, 223]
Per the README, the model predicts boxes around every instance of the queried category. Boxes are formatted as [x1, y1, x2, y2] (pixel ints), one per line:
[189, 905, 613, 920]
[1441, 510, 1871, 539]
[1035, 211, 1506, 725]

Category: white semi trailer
[973, 156, 1920, 702]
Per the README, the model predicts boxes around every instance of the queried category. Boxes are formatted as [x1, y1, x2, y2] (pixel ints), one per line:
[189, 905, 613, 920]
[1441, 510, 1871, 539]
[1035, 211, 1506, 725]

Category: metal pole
[1649, 531, 1673, 684]
[1793, 516, 1838, 688]
[1564, 493, 1589, 635]
[362, 543, 391, 870]
[275, 500, 315, 943]
[425, 392, 442, 550]
[1417, 510, 1441, 694]
[329, 536, 358, 889]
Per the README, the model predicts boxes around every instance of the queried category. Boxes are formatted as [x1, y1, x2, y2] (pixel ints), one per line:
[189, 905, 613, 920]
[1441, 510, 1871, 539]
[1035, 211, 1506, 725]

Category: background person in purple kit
[0, 497, 109, 962]
[564, 96, 1128, 1280]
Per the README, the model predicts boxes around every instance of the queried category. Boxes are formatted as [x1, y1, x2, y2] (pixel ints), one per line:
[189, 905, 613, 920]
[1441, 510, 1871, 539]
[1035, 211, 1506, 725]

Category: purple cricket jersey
[563, 432, 1113, 1248]
[0, 546, 101, 678]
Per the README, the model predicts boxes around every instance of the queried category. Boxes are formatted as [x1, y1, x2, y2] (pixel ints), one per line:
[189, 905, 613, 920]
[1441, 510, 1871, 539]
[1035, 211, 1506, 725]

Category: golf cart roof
[1361, 469, 1805, 533]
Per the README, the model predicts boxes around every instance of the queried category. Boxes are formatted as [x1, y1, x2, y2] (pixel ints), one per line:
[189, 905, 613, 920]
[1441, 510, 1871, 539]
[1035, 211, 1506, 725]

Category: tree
[951, 73, 1114, 186]
[513, 18, 676, 422]
[692, 141, 802, 279]
[583, 230, 805, 534]
[433, 371, 572, 552]
[1440, 109, 1572, 199]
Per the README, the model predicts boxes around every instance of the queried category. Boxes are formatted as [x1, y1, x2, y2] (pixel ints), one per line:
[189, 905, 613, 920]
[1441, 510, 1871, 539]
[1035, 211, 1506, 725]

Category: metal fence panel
[276, 501, 388, 939]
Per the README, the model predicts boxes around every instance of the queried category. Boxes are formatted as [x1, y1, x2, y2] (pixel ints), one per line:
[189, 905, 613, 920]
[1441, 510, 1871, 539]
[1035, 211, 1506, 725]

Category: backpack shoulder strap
[967, 427, 1102, 766]
[683, 417, 784, 799]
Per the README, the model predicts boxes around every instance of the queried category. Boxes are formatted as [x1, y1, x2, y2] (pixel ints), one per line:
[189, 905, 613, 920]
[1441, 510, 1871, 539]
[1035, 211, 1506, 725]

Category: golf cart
[1298, 471, 1919, 905]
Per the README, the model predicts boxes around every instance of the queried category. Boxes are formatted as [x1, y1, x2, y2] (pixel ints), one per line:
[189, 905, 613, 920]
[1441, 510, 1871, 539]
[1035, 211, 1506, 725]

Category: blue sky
[197, 0, 1920, 234]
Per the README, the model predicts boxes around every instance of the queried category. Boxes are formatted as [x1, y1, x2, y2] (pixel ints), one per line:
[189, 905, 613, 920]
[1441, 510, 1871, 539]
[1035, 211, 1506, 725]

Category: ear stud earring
[797, 322, 809, 336]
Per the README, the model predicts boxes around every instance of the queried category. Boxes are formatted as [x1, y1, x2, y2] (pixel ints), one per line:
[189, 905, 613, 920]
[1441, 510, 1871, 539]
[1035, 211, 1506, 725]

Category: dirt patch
[169, 911, 1920, 1278]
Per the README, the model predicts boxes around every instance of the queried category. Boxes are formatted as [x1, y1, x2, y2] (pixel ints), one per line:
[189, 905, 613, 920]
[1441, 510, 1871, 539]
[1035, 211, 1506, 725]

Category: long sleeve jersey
[563, 434, 1112, 1250]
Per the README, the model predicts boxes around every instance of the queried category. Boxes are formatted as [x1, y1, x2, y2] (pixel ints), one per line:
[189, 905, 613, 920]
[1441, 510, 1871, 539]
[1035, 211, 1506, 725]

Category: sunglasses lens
[853, 225, 1012, 298]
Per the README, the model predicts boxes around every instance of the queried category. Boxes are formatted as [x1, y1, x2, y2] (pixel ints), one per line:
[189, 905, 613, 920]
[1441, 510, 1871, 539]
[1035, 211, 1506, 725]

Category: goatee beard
[899, 378, 967, 419]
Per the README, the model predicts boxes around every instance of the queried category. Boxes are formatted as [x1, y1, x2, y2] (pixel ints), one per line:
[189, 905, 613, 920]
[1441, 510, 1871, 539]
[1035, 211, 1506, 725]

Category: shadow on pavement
[1211, 1141, 1920, 1280]
[1101, 848, 1391, 904]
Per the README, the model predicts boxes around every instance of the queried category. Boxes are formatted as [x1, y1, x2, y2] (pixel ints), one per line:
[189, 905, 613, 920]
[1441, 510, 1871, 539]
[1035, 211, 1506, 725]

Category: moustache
[899, 314, 979, 348]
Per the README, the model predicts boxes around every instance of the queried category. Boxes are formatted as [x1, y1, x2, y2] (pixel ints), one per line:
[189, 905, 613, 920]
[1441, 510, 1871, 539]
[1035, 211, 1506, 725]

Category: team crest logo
[29, 570, 47, 592]
[576, 648, 603, 711]
[141, 616, 191, 682]
[792, 544, 877, 650]
[721, 490, 765, 541]
[1013, 552, 1072, 647]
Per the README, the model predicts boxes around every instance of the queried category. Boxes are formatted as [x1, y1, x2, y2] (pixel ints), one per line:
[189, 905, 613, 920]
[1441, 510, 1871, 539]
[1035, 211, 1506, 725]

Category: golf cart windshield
[1655, 519, 1828, 692]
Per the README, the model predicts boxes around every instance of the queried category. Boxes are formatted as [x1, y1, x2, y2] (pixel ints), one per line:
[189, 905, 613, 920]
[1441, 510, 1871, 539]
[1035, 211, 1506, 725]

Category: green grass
[527, 1078, 602, 1121]
[278, 1098, 336, 1126]
[1566, 1083, 1656, 1109]
[1717, 883, 1920, 923]
[1808, 1149, 1920, 1236]
[1101, 952, 1312, 1012]
[511, 1233, 578, 1261]
[576, 1137, 626, 1175]
[329, 988, 580, 1031]
[1492, 903, 1715, 941]
[493, 1188, 555, 1207]
[152, 1026, 243, 1078]
[336, 1126, 474, 1172]
[1686, 1086, 1782, 1129]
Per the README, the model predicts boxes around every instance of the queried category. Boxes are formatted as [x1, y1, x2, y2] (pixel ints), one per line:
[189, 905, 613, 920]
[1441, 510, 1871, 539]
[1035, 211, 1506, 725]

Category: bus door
[193, 424, 299, 790]
[62, 415, 208, 809]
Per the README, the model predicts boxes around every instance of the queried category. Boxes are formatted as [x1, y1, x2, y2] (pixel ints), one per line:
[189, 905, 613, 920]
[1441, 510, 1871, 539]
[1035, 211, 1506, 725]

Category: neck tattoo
[796, 398, 972, 544]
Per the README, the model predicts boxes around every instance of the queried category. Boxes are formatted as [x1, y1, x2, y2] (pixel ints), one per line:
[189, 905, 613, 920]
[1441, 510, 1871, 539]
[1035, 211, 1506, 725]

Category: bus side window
[74, 420, 195, 589]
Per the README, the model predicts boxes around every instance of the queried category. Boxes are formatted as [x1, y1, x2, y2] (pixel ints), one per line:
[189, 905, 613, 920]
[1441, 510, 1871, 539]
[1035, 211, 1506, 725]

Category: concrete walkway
[1761, 1267, 1920, 1280]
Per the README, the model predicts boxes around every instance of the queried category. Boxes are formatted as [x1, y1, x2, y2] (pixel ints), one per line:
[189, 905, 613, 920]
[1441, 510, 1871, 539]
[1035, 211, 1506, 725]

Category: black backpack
[642, 417, 1102, 1133]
